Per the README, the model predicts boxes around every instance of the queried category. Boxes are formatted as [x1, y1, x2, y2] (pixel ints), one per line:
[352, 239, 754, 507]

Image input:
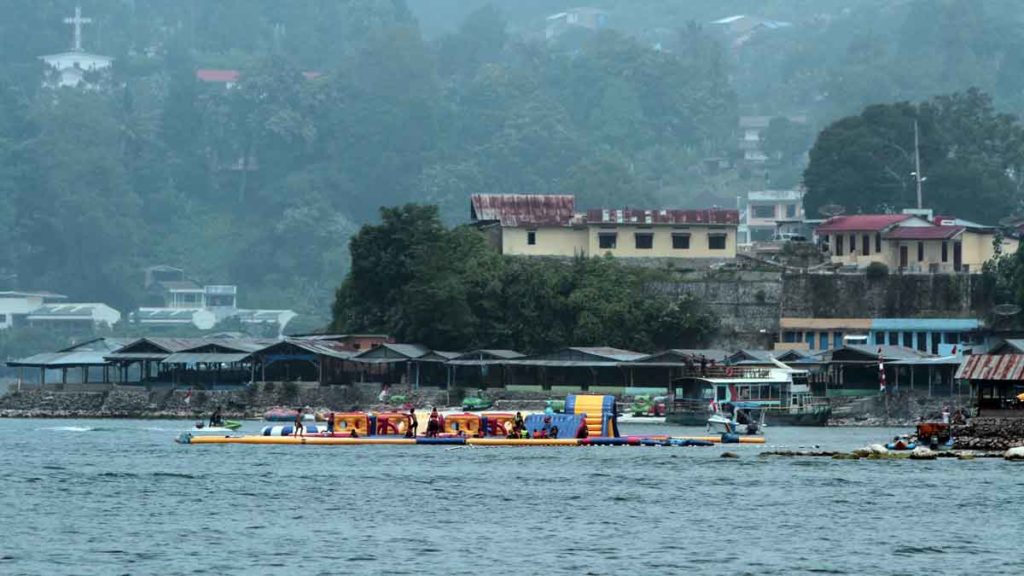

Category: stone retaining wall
[952, 417, 1024, 451]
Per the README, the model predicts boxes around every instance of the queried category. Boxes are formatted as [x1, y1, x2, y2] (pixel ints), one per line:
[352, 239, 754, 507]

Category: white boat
[706, 406, 765, 435]
[188, 420, 243, 436]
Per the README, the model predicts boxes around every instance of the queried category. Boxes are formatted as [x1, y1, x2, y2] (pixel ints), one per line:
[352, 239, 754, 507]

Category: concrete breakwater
[0, 384, 571, 418]
[0, 384, 439, 419]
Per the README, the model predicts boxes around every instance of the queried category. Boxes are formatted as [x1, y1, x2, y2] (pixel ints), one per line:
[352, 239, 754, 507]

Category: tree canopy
[332, 204, 719, 352]
[803, 89, 1024, 222]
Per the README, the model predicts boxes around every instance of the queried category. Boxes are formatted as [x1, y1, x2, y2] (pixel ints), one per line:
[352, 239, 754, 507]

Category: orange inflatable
[331, 412, 371, 437]
[482, 413, 516, 437]
[443, 413, 483, 437]
[375, 412, 411, 436]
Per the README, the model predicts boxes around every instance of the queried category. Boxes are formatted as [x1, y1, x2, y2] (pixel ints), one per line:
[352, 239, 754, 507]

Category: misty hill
[2, 0, 1024, 323]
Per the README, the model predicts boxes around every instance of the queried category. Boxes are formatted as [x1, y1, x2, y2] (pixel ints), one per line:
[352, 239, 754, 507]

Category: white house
[0, 292, 66, 329]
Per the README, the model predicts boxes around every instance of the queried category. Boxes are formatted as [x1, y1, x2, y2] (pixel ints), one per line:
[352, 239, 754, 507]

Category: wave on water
[39, 426, 94, 432]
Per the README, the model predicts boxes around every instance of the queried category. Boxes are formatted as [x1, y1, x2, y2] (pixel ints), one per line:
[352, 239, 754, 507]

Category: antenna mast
[914, 120, 923, 209]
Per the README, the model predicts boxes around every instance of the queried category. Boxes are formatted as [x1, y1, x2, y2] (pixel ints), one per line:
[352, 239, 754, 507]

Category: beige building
[745, 189, 805, 242]
[470, 195, 739, 260]
[816, 213, 1015, 273]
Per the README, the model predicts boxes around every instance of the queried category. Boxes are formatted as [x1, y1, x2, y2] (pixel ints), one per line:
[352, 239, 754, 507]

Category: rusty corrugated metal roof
[955, 354, 1024, 380]
[470, 194, 577, 227]
[585, 208, 739, 225]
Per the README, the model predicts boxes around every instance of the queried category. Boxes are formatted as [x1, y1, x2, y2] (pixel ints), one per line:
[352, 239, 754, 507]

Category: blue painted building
[869, 318, 981, 355]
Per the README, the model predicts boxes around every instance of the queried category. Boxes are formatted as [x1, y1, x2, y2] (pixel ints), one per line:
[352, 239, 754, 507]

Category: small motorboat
[706, 403, 765, 435]
[885, 436, 917, 451]
[189, 420, 243, 436]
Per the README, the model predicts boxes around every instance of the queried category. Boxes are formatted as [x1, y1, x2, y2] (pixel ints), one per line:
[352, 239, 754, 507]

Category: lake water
[1, 419, 1022, 576]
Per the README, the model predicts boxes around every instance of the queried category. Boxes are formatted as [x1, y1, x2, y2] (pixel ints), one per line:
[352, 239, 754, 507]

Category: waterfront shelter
[158, 340, 268, 388]
[7, 337, 130, 386]
[105, 337, 207, 384]
[504, 347, 646, 392]
[446, 350, 525, 389]
[621, 349, 729, 390]
[955, 354, 1024, 416]
[824, 345, 934, 396]
[350, 343, 431, 387]
[249, 339, 356, 385]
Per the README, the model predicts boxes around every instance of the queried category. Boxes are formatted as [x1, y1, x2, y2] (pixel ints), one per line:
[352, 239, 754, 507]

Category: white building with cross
[39, 6, 112, 88]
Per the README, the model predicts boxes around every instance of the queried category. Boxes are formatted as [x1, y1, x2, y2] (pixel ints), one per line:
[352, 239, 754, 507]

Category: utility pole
[914, 120, 923, 209]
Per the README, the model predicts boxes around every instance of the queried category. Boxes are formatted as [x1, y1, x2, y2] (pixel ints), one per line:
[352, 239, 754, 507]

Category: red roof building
[470, 194, 577, 227]
[815, 214, 911, 233]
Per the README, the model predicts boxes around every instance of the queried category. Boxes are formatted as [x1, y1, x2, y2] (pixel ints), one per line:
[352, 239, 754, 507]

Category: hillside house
[470, 194, 739, 262]
[816, 212, 1015, 273]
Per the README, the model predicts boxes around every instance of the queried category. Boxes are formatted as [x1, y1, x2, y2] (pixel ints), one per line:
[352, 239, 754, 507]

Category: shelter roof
[831, 345, 933, 362]
[816, 214, 911, 233]
[455, 349, 525, 360]
[566, 347, 646, 361]
[884, 226, 964, 240]
[955, 354, 1024, 380]
[352, 343, 430, 362]
[988, 339, 1024, 355]
[585, 208, 738, 226]
[470, 194, 577, 227]
[161, 352, 250, 364]
[7, 350, 113, 367]
[637, 349, 730, 363]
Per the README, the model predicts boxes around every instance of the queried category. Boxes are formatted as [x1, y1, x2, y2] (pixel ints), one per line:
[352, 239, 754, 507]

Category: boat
[177, 394, 766, 447]
[885, 436, 917, 451]
[189, 420, 243, 436]
[461, 392, 493, 411]
[630, 394, 667, 417]
[666, 363, 830, 426]
[706, 403, 765, 435]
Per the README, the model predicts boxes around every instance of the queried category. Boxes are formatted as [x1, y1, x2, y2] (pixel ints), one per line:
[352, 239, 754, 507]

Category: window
[836, 234, 844, 256]
[352, 343, 361, 350]
[941, 241, 948, 262]
[917, 242, 924, 262]
[527, 231, 536, 245]
[805, 332, 815, 349]
[634, 233, 653, 249]
[903, 332, 913, 348]
[873, 332, 884, 345]
[598, 233, 617, 249]
[833, 332, 843, 349]
[786, 204, 796, 218]
[0, 313, 6, 323]
[819, 332, 829, 350]
[861, 234, 870, 256]
[752, 205, 774, 219]
[888, 331, 899, 345]
[875, 233, 882, 253]
[916, 332, 927, 352]
[783, 331, 796, 343]
[849, 234, 856, 254]
[708, 234, 727, 250]
[672, 233, 690, 249]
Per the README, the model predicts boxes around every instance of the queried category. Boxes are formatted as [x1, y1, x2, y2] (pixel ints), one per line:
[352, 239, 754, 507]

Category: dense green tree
[333, 204, 719, 351]
[804, 90, 1024, 222]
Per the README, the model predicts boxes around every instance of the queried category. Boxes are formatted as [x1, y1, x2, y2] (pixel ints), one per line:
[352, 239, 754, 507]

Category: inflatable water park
[176, 394, 766, 447]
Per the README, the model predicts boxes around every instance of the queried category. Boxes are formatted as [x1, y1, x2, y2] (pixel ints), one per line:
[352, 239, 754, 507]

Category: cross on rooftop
[64, 5, 93, 52]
